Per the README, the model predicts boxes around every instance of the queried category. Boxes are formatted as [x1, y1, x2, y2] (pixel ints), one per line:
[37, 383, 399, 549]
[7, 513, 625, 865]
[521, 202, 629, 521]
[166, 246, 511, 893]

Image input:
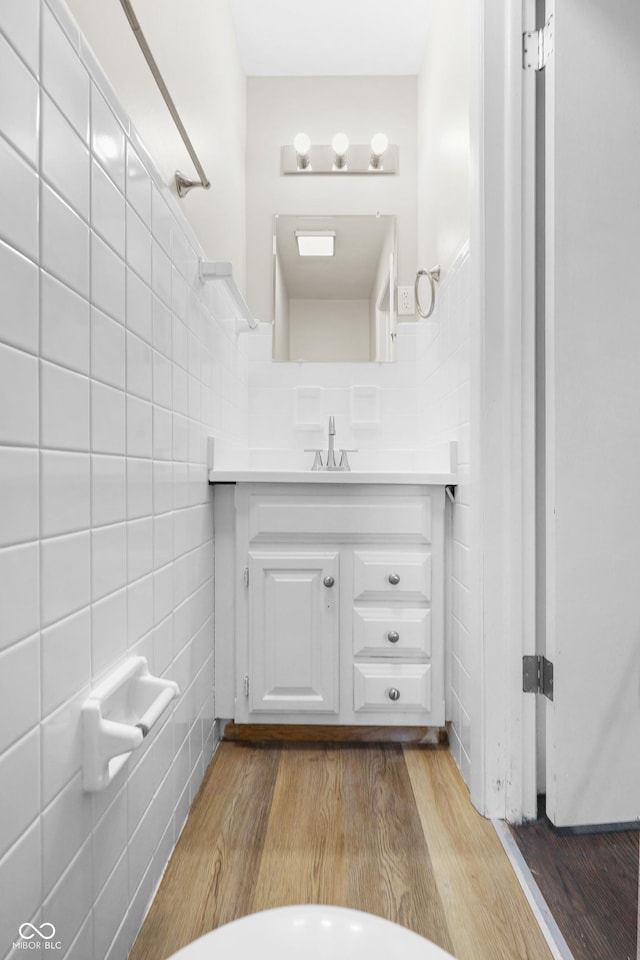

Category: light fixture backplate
[281, 144, 398, 175]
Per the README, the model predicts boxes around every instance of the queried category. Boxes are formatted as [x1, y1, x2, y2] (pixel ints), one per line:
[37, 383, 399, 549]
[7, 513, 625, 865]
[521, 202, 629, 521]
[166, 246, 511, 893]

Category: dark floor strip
[511, 800, 639, 960]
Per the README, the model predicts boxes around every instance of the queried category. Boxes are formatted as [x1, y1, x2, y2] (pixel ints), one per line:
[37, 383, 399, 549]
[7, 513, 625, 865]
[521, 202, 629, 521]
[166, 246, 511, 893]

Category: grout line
[492, 819, 576, 960]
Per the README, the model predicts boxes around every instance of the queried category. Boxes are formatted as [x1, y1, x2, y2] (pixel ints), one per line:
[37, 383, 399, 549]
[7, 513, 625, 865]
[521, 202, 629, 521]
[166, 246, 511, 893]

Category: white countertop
[208, 468, 456, 485]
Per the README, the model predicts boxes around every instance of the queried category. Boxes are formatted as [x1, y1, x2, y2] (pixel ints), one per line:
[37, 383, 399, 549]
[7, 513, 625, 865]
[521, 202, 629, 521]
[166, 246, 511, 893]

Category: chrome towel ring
[415, 265, 441, 319]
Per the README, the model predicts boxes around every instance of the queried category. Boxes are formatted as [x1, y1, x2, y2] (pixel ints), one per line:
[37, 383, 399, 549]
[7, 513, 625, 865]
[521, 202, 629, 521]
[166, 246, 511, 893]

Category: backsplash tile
[41, 93, 90, 220]
[0, 345, 38, 446]
[0, 544, 40, 651]
[0, 634, 40, 754]
[41, 271, 91, 375]
[0, 33, 39, 166]
[0, 0, 40, 77]
[42, 4, 89, 142]
[0, 727, 40, 860]
[90, 86, 125, 190]
[0, 2, 247, 956]
[0, 239, 39, 355]
[41, 184, 90, 298]
[91, 160, 126, 258]
[0, 448, 39, 547]
[0, 135, 39, 262]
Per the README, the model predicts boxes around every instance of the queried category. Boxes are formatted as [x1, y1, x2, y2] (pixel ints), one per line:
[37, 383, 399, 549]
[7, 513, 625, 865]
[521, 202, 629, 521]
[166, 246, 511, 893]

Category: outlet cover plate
[397, 285, 415, 315]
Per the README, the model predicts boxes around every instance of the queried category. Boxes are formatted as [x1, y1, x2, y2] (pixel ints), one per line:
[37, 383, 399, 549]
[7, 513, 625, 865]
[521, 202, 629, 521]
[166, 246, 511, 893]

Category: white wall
[245, 75, 420, 459]
[0, 1, 247, 956]
[416, 0, 471, 782]
[273, 250, 290, 362]
[64, 0, 247, 287]
[416, 248, 471, 780]
[289, 299, 370, 363]
[417, 0, 470, 275]
[247, 325, 419, 464]
[246, 75, 418, 323]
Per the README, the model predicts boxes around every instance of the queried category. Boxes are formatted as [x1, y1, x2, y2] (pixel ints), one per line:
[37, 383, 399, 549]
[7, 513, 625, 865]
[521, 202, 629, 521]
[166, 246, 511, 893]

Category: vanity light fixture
[295, 230, 336, 257]
[332, 132, 349, 170]
[294, 132, 311, 170]
[369, 132, 389, 170]
[282, 134, 397, 176]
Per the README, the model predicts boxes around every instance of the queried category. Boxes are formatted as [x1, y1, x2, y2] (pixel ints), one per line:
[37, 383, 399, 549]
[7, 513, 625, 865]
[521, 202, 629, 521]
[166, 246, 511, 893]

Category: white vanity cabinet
[216, 483, 446, 727]
[247, 550, 340, 714]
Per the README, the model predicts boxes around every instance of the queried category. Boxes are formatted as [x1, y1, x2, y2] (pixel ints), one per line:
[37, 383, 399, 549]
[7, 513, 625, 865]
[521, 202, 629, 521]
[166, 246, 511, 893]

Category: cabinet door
[248, 551, 339, 714]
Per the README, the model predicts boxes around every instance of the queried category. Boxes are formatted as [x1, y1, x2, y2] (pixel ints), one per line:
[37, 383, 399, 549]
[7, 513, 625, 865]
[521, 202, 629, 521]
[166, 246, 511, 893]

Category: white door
[247, 551, 340, 715]
[544, 0, 640, 825]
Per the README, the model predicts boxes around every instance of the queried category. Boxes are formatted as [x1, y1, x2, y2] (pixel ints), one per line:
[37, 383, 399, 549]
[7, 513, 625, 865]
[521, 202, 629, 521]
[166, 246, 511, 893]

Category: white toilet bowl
[165, 904, 456, 960]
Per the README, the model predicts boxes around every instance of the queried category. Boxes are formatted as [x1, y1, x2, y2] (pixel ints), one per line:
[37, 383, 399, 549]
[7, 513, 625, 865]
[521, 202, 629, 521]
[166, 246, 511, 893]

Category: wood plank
[512, 810, 639, 960]
[251, 743, 456, 955]
[131, 742, 558, 960]
[403, 746, 554, 960]
[224, 722, 447, 744]
[129, 743, 281, 960]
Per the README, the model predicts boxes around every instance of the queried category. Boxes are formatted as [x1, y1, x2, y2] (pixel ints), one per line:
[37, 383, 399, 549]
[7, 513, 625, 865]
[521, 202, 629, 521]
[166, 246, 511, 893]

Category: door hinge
[523, 14, 554, 71]
[243, 566, 249, 588]
[523, 655, 554, 700]
[243, 675, 249, 697]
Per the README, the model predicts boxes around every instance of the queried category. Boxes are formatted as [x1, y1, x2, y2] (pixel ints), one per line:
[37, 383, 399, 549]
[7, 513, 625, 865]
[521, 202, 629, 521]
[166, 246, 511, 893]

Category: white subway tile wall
[0, 2, 248, 958]
[248, 345, 419, 455]
[416, 246, 472, 783]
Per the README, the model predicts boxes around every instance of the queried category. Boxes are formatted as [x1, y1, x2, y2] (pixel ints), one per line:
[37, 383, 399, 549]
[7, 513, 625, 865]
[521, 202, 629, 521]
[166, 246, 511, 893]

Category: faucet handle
[338, 449, 358, 472]
[304, 449, 324, 471]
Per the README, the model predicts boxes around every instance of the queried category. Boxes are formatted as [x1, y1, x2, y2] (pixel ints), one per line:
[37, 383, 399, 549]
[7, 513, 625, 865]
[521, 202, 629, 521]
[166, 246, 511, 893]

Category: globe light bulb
[331, 132, 349, 170]
[370, 132, 389, 157]
[293, 132, 311, 170]
[332, 132, 349, 157]
[293, 132, 311, 156]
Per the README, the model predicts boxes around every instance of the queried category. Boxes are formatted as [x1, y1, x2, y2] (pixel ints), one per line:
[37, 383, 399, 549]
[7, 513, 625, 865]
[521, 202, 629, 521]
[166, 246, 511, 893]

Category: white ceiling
[228, 0, 433, 76]
[275, 215, 395, 299]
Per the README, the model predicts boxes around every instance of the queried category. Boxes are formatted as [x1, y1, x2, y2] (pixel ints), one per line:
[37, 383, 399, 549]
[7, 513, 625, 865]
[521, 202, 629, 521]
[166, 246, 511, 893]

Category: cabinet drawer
[247, 494, 432, 543]
[353, 607, 431, 658]
[353, 663, 431, 713]
[353, 552, 431, 601]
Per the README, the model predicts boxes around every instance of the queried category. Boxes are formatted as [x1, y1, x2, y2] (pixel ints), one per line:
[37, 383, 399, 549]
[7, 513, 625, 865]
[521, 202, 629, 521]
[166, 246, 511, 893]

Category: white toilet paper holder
[82, 656, 179, 792]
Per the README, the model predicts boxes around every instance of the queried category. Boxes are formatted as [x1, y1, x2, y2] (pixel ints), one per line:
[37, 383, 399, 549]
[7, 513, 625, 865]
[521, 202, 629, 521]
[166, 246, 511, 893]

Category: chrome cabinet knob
[387, 631, 400, 644]
[323, 575, 335, 588]
[388, 573, 401, 585]
[388, 687, 401, 701]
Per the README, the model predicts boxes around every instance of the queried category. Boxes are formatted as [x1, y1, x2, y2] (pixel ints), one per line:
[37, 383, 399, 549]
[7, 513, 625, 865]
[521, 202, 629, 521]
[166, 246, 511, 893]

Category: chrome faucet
[327, 416, 337, 469]
[305, 417, 358, 471]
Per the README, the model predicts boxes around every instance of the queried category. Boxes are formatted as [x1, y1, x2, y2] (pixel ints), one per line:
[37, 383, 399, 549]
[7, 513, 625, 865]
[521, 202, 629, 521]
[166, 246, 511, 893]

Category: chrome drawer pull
[388, 687, 401, 701]
[323, 575, 335, 588]
[387, 631, 400, 643]
[387, 572, 401, 585]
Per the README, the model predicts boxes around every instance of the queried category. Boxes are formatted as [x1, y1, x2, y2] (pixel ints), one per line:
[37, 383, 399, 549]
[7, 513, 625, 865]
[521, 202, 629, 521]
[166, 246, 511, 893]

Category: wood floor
[130, 742, 553, 960]
[512, 803, 639, 960]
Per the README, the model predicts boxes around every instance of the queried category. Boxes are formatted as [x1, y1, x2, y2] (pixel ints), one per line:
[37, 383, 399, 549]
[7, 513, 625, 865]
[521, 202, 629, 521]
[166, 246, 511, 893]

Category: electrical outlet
[397, 285, 415, 315]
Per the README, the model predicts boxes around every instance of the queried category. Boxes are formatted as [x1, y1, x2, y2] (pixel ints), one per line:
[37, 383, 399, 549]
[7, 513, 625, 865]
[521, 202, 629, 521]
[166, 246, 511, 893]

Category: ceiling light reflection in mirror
[273, 214, 396, 364]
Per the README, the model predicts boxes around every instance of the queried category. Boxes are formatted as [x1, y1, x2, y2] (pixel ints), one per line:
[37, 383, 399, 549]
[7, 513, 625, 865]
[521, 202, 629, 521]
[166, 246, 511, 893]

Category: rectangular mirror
[272, 214, 397, 362]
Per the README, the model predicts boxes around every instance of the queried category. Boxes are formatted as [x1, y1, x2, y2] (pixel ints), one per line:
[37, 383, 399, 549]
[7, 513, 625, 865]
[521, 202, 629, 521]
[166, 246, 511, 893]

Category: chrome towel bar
[119, 0, 210, 198]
